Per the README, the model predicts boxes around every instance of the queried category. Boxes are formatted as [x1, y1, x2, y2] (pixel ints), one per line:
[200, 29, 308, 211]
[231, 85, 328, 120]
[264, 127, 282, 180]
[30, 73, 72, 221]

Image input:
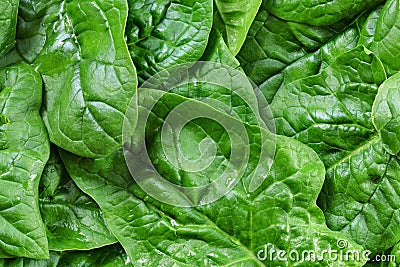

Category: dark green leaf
[238, 0, 400, 255]
[0, 0, 19, 55]
[236, 0, 372, 102]
[270, 47, 385, 167]
[61, 91, 365, 266]
[126, 0, 213, 83]
[265, 0, 384, 26]
[39, 146, 117, 251]
[0, 244, 131, 267]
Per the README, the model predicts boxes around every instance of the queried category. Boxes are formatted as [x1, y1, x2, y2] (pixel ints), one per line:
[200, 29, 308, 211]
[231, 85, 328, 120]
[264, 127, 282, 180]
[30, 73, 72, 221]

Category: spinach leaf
[389, 242, 400, 266]
[213, 0, 262, 55]
[0, 0, 18, 55]
[372, 72, 400, 156]
[17, 0, 138, 158]
[0, 244, 131, 267]
[236, 1, 383, 103]
[238, 0, 400, 255]
[318, 137, 400, 255]
[265, 0, 384, 26]
[39, 146, 117, 251]
[200, 29, 241, 69]
[360, 0, 400, 76]
[270, 46, 385, 167]
[126, 0, 213, 83]
[61, 91, 365, 266]
[0, 63, 50, 259]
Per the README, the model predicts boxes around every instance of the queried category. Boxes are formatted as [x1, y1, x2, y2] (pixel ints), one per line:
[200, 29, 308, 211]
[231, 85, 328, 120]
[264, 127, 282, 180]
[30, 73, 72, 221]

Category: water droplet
[170, 219, 179, 227]
[188, 250, 196, 257]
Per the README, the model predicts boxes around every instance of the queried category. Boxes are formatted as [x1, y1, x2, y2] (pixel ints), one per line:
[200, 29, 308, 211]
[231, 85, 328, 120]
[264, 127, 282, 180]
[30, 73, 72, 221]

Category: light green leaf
[17, 0, 137, 158]
[359, 0, 400, 76]
[213, 0, 262, 55]
[0, 63, 50, 259]
[372, 72, 400, 156]
[39, 146, 117, 251]
[389, 242, 400, 266]
[200, 29, 241, 69]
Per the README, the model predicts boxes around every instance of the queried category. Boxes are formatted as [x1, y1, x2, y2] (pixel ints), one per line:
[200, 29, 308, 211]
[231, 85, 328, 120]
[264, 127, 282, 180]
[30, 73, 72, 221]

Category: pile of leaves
[1, 0, 400, 266]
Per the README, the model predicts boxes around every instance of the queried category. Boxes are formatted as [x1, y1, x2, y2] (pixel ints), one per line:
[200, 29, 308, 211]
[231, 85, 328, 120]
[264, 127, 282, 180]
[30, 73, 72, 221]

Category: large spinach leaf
[17, 0, 137, 158]
[236, 1, 384, 103]
[270, 46, 385, 167]
[0, 244, 131, 267]
[0, 63, 50, 259]
[238, 0, 400, 255]
[0, 0, 19, 55]
[39, 146, 117, 251]
[61, 90, 364, 266]
[126, 0, 213, 83]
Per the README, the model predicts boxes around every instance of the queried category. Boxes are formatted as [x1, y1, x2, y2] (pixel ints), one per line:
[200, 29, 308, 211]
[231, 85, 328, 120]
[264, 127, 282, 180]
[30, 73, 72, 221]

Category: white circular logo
[123, 61, 276, 207]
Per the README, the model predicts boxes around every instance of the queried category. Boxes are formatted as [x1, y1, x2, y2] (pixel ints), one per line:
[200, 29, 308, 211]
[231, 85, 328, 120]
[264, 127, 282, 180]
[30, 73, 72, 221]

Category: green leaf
[0, 244, 131, 267]
[213, 0, 262, 55]
[39, 146, 117, 251]
[61, 91, 365, 266]
[318, 137, 400, 254]
[17, 0, 138, 158]
[126, 0, 213, 83]
[265, 0, 384, 26]
[238, 0, 400, 255]
[200, 29, 241, 69]
[389, 242, 400, 266]
[270, 46, 386, 167]
[0, 115, 8, 150]
[0, 0, 19, 55]
[359, 0, 400, 76]
[267, 44, 400, 255]
[0, 63, 50, 259]
[236, 0, 372, 102]
[372, 72, 400, 156]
